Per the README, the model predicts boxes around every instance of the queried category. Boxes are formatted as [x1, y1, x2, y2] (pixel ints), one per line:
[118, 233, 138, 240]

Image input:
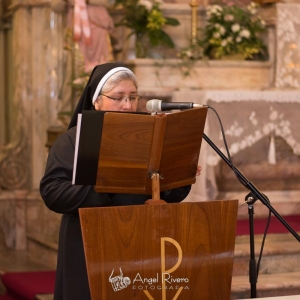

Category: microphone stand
[245, 193, 259, 298]
[202, 133, 300, 298]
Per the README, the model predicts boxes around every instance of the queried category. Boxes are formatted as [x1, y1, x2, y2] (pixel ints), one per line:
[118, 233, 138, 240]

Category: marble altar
[173, 90, 300, 204]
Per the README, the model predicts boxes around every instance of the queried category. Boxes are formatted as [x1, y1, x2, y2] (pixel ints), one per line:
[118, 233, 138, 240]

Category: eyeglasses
[100, 93, 142, 103]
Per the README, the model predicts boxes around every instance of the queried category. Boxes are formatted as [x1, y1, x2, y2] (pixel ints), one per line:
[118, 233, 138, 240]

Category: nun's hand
[196, 165, 202, 176]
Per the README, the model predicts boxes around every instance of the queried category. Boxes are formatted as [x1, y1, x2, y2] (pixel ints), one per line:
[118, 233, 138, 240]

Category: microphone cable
[206, 104, 272, 282]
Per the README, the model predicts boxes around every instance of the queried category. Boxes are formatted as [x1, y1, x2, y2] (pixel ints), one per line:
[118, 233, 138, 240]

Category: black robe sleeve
[40, 127, 113, 214]
[161, 185, 191, 203]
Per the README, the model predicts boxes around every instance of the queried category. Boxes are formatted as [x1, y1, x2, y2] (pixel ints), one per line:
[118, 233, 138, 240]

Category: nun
[40, 63, 194, 299]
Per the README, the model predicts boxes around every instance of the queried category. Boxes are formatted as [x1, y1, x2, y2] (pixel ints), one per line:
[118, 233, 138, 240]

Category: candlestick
[190, 0, 199, 46]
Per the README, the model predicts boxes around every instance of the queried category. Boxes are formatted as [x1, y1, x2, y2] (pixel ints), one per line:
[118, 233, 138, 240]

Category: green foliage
[114, 0, 180, 50]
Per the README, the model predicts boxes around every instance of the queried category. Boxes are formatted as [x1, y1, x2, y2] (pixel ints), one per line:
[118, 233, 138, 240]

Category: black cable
[256, 210, 271, 277]
[206, 105, 272, 281]
[206, 105, 250, 189]
[206, 105, 233, 165]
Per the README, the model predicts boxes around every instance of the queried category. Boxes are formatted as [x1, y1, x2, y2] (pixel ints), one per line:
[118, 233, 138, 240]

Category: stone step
[26, 232, 58, 269]
[0, 248, 54, 275]
[231, 271, 300, 299]
[231, 232, 300, 299]
[36, 295, 54, 300]
[233, 233, 300, 276]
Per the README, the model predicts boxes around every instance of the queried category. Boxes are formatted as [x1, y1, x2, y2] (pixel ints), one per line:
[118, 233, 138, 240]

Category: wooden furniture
[94, 107, 207, 195]
[77, 107, 238, 299]
[79, 199, 238, 300]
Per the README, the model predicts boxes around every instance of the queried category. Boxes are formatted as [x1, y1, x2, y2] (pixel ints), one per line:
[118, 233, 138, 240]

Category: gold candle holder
[190, 0, 199, 46]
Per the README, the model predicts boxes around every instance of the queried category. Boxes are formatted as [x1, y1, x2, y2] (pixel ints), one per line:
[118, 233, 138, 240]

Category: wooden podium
[77, 107, 239, 299]
[79, 200, 238, 300]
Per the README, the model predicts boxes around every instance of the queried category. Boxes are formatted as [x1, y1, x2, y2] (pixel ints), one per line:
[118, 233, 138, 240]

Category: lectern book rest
[72, 107, 207, 195]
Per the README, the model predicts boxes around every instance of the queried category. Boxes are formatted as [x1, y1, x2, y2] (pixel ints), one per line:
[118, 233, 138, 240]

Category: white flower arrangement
[201, 2, 268, 60]
[180, 2, 268, 61]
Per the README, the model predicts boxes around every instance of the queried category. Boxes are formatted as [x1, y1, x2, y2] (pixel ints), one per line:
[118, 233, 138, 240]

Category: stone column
[0, 0, 65, 191]
[0, 0, 66, 250]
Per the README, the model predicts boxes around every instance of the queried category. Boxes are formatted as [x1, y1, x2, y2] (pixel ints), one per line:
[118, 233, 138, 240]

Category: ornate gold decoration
[190, 0, 199, 47]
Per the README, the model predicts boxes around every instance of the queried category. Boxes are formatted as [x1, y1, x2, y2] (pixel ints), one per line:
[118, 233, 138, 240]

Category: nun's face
[94, 80, 139, 112]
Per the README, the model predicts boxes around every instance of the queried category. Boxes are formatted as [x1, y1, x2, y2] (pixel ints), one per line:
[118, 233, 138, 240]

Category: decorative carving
[275, 3, 300, 88]
[215, 136, 300, 192]
[0, 129, 30, 190]
[0, 198, 16, 248]
[190, 0, 199, 47]
[205, 96, 300, 166]
[173, 90, 300, 199]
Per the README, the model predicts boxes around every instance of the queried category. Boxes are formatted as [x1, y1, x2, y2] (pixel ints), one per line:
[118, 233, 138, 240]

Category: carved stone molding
[3, 3, 65, 190]
[0, 128, 30, 190]
[0, 189, 28, 249]
[275, 3, 300, 88]
[8, 0, 50, 12]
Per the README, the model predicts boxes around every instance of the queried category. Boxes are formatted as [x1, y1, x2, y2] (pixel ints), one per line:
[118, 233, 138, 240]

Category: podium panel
[79, 200, 238, 300]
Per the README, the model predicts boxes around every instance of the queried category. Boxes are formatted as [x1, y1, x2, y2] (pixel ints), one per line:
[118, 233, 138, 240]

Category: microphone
[146, 99, 204, 113]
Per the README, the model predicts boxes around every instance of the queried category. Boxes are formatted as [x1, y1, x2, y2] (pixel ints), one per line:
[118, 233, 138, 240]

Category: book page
[72, 114, 82, 185]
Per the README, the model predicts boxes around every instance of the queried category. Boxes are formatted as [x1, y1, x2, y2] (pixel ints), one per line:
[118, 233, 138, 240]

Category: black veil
[68, 63, 126, 129]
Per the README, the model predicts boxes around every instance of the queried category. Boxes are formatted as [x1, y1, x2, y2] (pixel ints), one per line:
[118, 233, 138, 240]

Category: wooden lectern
[77, 108, 239, 299]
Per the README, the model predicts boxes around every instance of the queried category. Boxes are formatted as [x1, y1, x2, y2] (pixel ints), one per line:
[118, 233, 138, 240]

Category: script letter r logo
[161, 237, 183, 300]
[143, 237, 184, 300]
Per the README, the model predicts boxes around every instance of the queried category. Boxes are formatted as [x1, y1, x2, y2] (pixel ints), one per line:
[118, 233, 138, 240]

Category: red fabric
[1, 271, 55, 300]
[236, 214, 300, 236]
[0, 295, 15, 300]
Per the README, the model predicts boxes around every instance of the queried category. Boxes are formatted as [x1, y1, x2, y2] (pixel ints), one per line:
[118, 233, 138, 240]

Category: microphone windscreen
[146, 99, 161, 113]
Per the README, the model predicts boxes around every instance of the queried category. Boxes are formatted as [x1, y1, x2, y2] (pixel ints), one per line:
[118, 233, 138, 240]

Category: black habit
[40, 63, 191, 300]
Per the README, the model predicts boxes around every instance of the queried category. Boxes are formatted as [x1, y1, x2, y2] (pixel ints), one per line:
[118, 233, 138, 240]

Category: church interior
[0, 0, 300, 298]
